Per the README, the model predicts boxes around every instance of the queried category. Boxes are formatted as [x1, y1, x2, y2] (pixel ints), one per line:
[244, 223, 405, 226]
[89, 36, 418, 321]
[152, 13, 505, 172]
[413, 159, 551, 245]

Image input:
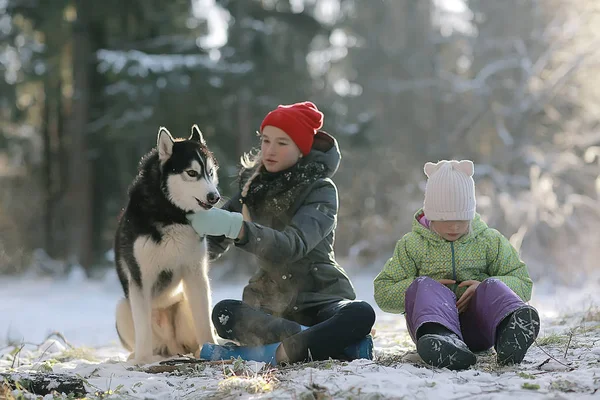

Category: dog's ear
[189, 124, 206, 145]
[157, 127, 175, 162]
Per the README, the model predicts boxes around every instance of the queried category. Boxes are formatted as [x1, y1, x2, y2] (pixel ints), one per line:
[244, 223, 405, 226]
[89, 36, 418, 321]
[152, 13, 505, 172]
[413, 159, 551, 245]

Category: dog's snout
[207, 192, 220, 205]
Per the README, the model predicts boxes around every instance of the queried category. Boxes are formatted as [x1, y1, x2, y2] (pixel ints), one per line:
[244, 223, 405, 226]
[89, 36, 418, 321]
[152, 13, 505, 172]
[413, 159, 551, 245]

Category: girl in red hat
[187, 101, 375, 365]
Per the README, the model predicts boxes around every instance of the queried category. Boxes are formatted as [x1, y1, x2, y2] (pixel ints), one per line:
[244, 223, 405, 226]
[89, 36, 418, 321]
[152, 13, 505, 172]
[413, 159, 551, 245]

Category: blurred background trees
[1, 0, 599, 284]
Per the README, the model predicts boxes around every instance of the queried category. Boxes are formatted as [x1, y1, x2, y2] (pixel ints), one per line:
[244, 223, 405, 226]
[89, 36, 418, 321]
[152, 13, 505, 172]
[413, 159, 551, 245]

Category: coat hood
[302, 130, 341, 178]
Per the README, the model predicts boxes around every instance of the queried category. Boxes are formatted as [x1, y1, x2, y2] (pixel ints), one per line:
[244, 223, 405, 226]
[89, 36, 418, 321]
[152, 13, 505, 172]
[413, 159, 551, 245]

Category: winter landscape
[2, 0, 600, 399]
[1, 267, 599, 399]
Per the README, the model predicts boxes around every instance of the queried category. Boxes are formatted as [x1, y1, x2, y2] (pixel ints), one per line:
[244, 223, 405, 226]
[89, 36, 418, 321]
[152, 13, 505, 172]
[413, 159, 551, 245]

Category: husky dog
[114, 125, 220, 364]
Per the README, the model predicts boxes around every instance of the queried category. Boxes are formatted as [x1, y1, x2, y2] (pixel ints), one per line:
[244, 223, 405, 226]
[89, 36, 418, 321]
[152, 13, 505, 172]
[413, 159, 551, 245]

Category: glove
[186, 207, 244, 239]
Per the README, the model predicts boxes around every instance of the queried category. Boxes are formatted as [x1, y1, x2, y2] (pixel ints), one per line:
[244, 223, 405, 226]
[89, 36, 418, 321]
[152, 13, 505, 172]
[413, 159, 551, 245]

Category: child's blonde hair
[239, 147, 262, 221]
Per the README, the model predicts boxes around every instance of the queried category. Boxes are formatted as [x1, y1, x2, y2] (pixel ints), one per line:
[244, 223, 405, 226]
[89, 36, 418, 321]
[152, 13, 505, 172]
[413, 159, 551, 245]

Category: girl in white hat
[374, 160, 539, 370]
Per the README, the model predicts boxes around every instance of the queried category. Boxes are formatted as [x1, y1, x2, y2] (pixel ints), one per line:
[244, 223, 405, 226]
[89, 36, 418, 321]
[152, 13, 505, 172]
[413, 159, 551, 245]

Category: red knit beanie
[259, 101, 324, 156]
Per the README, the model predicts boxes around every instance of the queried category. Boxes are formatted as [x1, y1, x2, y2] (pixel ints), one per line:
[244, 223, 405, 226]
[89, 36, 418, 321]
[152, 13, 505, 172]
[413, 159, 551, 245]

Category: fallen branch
[145, 358, 234, 374]
[1, 372, 87, 397]
[536, 358, 551, 369]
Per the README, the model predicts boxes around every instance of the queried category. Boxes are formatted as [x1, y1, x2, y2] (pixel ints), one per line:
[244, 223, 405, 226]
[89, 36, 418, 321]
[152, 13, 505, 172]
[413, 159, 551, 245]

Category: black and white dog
[114, 125, 220, 364]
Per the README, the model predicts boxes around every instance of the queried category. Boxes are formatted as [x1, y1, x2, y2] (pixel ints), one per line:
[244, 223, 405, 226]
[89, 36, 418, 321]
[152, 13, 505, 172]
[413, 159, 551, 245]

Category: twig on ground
[536, 358, 551, 369]
[159, 357, 200, 365]
[564, 330, 574, 358]
[534, 340, 574, 371]
[145, 359, 234, 374]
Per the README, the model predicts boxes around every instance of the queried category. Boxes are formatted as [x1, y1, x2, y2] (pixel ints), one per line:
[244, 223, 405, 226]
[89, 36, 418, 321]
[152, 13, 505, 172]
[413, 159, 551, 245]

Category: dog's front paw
[126, 353, 164, 365]
[194, 346, 202, 359]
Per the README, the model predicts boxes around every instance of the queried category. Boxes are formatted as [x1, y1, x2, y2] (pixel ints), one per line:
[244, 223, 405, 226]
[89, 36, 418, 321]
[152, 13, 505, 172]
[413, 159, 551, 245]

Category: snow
[0, 269, 599, 399]
[190, 0, 230, 49]
[96, 49, 253, 76]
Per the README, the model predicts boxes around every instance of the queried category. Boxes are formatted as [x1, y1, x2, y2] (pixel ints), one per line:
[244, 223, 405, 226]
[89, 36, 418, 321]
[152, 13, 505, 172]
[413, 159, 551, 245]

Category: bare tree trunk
[63, 0, 94, 271]
[236, 87, 253, 159]
[42, 79, 53, 254]
[56, 77, 67, 257]
[41, 72, 66, 259]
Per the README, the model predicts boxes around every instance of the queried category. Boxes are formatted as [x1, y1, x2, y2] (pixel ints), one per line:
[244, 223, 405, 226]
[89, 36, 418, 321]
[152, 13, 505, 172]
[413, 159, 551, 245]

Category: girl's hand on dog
[456, 280, 480, 313]
[187, 208, 244, 239]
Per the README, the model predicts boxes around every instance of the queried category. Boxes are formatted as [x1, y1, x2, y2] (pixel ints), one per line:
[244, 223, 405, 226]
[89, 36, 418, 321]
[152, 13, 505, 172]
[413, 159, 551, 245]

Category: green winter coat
[373, 209, 533, 314]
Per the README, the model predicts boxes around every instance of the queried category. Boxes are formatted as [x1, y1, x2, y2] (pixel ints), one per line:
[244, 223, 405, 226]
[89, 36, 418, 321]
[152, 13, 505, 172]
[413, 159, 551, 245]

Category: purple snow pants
[405, 277, 526, 351]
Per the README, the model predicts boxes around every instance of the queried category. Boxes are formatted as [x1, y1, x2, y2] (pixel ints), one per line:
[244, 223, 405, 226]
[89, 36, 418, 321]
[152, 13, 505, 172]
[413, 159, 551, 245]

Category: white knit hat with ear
[423, 160, 476, 221]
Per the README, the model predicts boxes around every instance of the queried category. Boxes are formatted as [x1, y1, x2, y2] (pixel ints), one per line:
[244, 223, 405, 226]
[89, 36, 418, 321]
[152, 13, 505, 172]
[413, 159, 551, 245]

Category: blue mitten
[186, 207, 243, 239]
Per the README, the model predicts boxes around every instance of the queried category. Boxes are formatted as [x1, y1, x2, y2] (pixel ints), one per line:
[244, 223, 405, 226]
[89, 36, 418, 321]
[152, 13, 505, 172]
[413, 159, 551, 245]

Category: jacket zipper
[451, 242, 457, 294]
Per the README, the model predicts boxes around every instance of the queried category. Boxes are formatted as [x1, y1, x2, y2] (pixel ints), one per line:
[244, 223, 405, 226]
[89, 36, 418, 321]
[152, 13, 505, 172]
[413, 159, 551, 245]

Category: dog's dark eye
[186, 170, 199, 177]
[208, 169, 214, 177]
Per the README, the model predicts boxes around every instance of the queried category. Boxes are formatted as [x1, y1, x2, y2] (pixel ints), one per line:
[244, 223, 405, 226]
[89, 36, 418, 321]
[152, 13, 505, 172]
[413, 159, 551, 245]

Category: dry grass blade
[564, 330, 574, 358]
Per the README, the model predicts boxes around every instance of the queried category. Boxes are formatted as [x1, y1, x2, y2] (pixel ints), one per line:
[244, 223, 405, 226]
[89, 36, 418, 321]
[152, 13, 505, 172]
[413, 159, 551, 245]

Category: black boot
[416, 323, 477, 370]
[495, 305, 540, 365]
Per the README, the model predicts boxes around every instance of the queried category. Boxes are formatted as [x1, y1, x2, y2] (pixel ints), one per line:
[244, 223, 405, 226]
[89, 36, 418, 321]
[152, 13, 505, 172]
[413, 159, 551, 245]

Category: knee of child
[415, 276, 440, 289]
[409, 276, 434, 289]
[481, 277, 501, 286]
[211, 299, 241, 326]
[349, 301, 376, 332]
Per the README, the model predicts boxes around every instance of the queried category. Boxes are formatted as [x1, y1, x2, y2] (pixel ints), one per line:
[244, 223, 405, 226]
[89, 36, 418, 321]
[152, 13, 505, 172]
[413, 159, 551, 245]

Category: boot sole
[417, 334, 477, 370]
[496, 306, 540, 365]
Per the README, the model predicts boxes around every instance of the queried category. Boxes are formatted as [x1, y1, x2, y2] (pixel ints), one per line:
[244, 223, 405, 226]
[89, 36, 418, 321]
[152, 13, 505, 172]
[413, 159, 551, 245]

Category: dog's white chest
[133, 224, 205, 273]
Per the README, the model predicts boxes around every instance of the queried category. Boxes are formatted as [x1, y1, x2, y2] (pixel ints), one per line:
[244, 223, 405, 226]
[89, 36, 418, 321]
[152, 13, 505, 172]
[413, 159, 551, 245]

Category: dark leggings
[212, 299, 376, 363]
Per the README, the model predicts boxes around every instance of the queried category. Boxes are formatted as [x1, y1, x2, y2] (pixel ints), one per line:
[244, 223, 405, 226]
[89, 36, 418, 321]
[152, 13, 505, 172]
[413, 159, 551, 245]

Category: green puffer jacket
[373, 209, 533, 314]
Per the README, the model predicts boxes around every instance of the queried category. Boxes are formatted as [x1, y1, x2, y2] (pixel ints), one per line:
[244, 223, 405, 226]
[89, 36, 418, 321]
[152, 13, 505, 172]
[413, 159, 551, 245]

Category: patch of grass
[522, 382, 540, 390]
[374, 350, 411, 367]
[518, 372, 536, 379]
[90, 384, 125, 399]
[218, 375, 275, 395]
[211, 358, 279, 396]
[38, 359, 58, 373]
[55, 347, 98, 362]
[583, 305, 600, 323]
[129, 381, 144, 394]
[472, 351, 500, 373]
[392, 336, 414, 347]
[279, 359, 348, 372]
[550, 379, 578, 393]
[536, 333, 568, 346]
[321, 360, 334, 370]
[223, 357, 248, 377]
[581, 323, 600, 332]
[299, 382, 331, 400]
[331, 388, 385, 400]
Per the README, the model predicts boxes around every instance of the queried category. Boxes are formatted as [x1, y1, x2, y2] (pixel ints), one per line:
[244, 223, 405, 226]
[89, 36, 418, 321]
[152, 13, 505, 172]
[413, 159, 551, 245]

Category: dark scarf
[240, 161, 329, 218]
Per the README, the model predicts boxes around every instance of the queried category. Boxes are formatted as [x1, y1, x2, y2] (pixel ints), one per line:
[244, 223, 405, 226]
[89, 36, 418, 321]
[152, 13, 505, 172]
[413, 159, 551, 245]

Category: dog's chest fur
[133, 223, 206, 285]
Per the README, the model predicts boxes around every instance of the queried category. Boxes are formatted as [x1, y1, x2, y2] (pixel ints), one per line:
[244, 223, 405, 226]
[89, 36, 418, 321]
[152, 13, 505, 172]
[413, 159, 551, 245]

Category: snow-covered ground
[0, 268, 599, 399]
